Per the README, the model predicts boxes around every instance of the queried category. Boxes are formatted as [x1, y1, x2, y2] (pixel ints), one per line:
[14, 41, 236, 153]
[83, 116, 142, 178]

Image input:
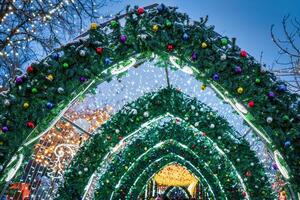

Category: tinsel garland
[58, 88, 273, 200]
[0, 3, 299, 193]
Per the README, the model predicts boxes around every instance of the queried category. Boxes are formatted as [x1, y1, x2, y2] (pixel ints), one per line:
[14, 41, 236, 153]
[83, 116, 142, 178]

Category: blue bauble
[213, 73, 219, 81]
[157, 4, 166, 12]
[278, 84, 287, 92]
[51, 53, 60, 60]
[46, 102, 54, 109]
[284, 140, 291, 148]
[182, 33, 189, 41]
[104, 58, 112, 65]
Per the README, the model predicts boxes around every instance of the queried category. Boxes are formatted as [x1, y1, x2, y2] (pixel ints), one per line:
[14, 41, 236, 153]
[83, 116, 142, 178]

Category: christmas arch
[0, 3, 299, 199]
[60, 88, 272, 200]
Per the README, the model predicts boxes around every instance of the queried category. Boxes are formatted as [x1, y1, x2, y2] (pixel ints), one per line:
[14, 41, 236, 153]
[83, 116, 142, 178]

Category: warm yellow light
[154, 163, 198, 187]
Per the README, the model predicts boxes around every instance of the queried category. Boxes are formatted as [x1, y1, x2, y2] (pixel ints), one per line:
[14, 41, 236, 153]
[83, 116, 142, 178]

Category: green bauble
[63, 63, 69, 69]
[165, 19, 172, 27]
[111, 20, 118, 28]
[282, 115, 289, 122]
[255, 78, 261, 84]
[221, 38, 228, 46]
[31, 88, 38, 94]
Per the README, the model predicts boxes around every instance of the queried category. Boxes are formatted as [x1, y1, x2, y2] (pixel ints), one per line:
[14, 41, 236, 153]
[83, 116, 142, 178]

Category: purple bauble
[234, 66, 242, 74]
[213, 73, 219, 81]
[268, 91, 276, 99]
[278, 84, 287, 92]
[120, 35, 127, 43]
[79, 76, 87, 82]
[191, 52, 198, 61]
[1, 126, 8, 133]
[15, 77, 23, 85]
[272, 163, 278, 170]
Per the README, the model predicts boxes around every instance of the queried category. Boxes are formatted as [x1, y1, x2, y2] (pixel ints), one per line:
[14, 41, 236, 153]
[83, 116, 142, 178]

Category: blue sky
[105, 0, 300, 68]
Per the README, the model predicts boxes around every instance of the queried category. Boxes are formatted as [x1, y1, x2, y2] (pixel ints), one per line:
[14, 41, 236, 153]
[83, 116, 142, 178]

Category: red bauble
[96, 47, 103, 55]
[240, 50, 247, 57]
[26, 65, 34, 73]
[26, 121, 35, 129]
[167, 44, 174, 51]
[242, 191, 247, 197]
[245, 170, 252, 177]
[137, 7, 145, 15]
[118, 136, 123, 140]
[248, 100, 255, 108]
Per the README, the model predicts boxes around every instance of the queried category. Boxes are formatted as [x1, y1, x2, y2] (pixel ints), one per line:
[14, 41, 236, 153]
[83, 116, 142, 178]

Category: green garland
[0, 3, 299, 192]
[59, 88, 273, 200]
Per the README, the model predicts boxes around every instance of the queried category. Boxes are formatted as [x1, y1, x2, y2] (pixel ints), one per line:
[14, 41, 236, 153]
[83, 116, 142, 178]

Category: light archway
[0, 3, 299, 199]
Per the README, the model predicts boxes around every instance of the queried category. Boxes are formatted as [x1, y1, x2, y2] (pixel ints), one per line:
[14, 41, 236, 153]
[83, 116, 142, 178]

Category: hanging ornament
[182, 33, 189, 41]
[23, 102, 30, 109]
[220, 54, 227, 60]
[210, 124, 215, 129]
[84, 167, 88, 172]
[79, 76, 87, 83]
[51, 53, 60, 60]
[278, 84, 287, 92]
[157, 3, 166, 12]
[213, 73, 219, 81]
[221, 38, 228, 46]
[255, 78, 261, 84]
[240, 50, 247, 58]
[201, 42, 208, 49]
[234, 66, 242, 74]
[152, 24, 159, 32]
[26, 65, 34, 73]
[266, 117, 273, 124]
[143, 111, 149, 118]
[78, 171, 82, 175]
[1, 126, 9, 133]
[63, 63, 69, 69]
[248, 100, 255, 108]
[245, 171, 252, 177]
[191, 52, 198, 61]
[57, 87, 64, 94]
[165, 19, 172, 27]
[268, 91, 276, 99]
[31, 88, 38, 94]
[284, 140, 291, 148]
[282, 115, 289, 122]
[46, 74, 54, 81]
[237, 87, 244, 94]
[120, 35, 127, 43]
[137, 7, 145, 15]
[96, 47, 103, 55]
[26, 121, 35, 129]
[79, 50, 86, 57]
[46, 102, 54, 109]
[104, 58, 112, 65]
[15, 77, 23, 85]
[167, 44, 174, 51]
[4, 99, 10, 107]
[201, 84, 206, 91]
[90, 23, 97, 30]
[110, 20, 118, 28]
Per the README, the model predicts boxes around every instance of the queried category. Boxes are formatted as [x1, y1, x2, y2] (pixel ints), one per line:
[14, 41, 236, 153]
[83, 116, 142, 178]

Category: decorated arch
[0, 3, 299, 200]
